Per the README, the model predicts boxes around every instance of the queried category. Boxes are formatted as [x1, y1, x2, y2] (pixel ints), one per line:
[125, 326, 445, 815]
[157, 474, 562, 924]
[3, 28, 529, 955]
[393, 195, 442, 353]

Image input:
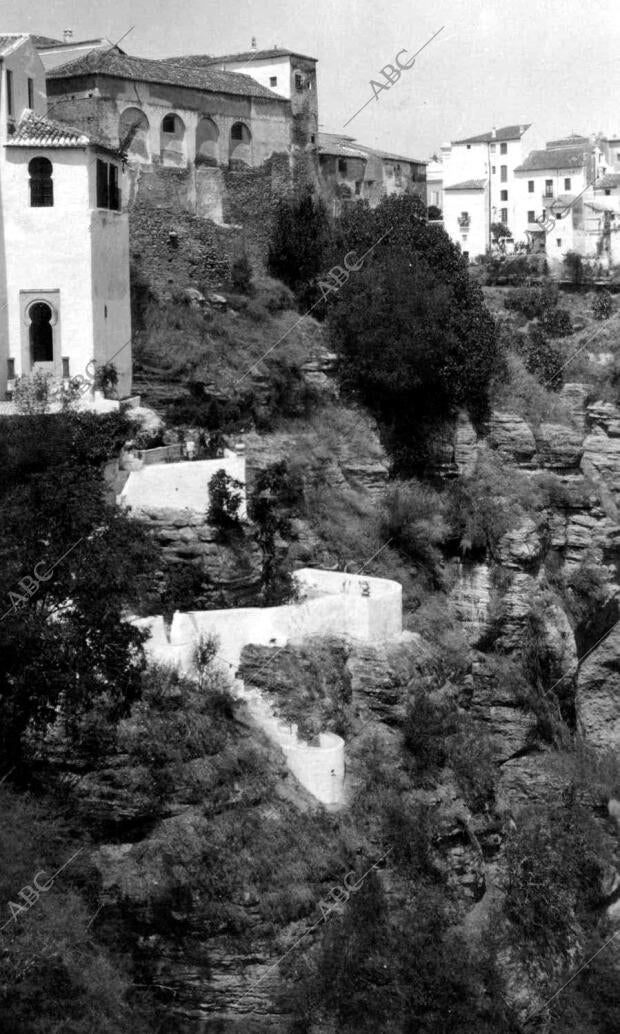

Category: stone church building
[0, 34, 131, 401]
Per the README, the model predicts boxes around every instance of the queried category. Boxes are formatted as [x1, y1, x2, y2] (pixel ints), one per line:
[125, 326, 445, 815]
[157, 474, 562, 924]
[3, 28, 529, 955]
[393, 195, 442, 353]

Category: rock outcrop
[576, 621, 620, 751]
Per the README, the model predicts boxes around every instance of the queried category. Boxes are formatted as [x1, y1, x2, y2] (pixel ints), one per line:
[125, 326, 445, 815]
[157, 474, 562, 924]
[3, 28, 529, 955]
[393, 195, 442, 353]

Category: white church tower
[0, 33, 132, 401]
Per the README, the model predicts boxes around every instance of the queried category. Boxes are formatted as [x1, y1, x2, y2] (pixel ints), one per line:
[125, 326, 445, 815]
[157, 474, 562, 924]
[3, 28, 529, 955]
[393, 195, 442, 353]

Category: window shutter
[108, 163, 120, 210]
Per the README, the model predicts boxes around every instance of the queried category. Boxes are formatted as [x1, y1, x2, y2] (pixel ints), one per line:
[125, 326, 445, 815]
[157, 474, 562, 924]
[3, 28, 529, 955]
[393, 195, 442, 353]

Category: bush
[592, 289, 613, 320]
[207, 469, 243, 531]
[540, 305, 573, 337]
[230, 251, 254, 294]
[446, 717, 498, 809]
[403, 691, 458, 773]
[380, 479, 448, 579]
[13, 369, 53, 414]
[517, 324, 564, 387]
[504, 282, 558, 320]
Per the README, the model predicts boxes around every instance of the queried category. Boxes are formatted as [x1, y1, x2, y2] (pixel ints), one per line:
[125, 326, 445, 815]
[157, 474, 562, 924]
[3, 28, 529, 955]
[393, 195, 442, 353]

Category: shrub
[93, 361, 119, 397]
[540, 305, 573, 337]
[504, 282, 558, 320]
[518, 324, 564, 387]
[230, 251, 254, 294]
[380, 479, 448, 580]
[207, 469, 243, 531]
[592, 288, 613, 320]
[403, 691, 458, 774]
[13, 369, 53, 414]
[446, 716, 498, 809]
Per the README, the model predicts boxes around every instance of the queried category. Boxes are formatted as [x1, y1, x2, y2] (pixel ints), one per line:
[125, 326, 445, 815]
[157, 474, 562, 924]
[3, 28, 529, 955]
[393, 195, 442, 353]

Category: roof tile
[452, 124, 531, 145]
[48, 49, 288, 100]
[514, 145, 593, 172]
[5, 109, 120, 154]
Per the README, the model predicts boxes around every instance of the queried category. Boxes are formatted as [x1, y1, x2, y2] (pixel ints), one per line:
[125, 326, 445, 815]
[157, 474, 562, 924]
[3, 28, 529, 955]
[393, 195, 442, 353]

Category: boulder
[498, 517, 542, 568]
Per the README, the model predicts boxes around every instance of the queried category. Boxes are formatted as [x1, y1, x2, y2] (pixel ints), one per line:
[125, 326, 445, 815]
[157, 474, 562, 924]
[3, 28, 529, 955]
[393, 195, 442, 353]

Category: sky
[3, 0, 620, 159]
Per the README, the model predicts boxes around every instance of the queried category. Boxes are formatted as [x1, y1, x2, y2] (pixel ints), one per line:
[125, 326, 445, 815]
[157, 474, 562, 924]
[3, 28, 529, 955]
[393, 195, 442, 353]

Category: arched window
[160, 113, 185, 166]
[196, 116, 219, 165]
[118, 107, 150, 161]
[229, 122, 251, 164]
[29, 156, 53, 207]
[29, 302, 54, 362]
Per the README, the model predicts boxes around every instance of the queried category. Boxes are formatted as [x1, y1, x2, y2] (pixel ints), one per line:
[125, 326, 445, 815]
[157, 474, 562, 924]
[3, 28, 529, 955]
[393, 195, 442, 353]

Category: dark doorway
[29, 302, 53, 362]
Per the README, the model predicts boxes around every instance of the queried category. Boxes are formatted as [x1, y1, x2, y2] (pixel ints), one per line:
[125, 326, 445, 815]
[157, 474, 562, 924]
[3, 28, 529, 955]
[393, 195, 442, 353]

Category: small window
[27, 77, 34, 109]
[501, 189, 508, 201]
[490, 143, 496, 152]
[29, 156, 53, 207]
[338, 157, 347, 174]
[355, 180, 362, 195]
[491, 165, 496, 174]
[294, 72, 303, 91]
[500, 142, 507, 154]
[500, 165, 507, 182]
[231, 123, 245, 141]
[466, 144, 471, 150]
[545, 179, 553, 196]
[528, 180, 534, 192]
[96, 159, 109, 208]
[605, 188, 611, 196]
[162, 114, 176, 133]
[564, 177, 571, 191]
[269, 76, 277, 87]
[616, 152, 620, 160]
[556, 238, 562, 247]
[310, 133, 316, 143]
[501, 208, 508, 223]
[6, 69, 14, 117]
[527, 210, 535, 222]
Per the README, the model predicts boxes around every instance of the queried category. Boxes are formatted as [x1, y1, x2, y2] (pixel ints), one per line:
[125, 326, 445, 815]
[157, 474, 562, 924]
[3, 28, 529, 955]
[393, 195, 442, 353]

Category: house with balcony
[438, 124, 531, 256]
[0, 33, 132, 401]
[513, 135, 613, 266]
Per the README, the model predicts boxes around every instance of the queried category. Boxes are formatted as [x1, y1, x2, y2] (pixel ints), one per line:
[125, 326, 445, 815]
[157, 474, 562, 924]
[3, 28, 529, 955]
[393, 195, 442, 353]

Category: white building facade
[0, 34, 131, 400]
[438, 124, 531, 256]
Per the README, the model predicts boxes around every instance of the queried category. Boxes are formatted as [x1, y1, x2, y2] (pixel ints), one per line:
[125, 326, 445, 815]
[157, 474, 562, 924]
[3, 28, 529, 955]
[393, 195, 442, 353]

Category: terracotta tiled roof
[514, 145, 593, 172]
[318, 132, 426, 166]
[199, 48, 317, 64]
[0, 34, 29, 55]
[31, 35, 64, 48]
[452, 124, 531, 145]
[444, 179, 487, 190]
[47, 49, 288, 100]
[597, 173, 620, 189]
[5, 109, 121, 155]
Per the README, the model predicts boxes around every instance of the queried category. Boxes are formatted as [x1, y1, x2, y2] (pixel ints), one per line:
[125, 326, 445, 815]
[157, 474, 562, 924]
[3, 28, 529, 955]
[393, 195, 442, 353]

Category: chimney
[63, 28, 73, 43]
[491, 126, 497, 139]
[519, 124, 525, 134]
[251, 36, 257, 50]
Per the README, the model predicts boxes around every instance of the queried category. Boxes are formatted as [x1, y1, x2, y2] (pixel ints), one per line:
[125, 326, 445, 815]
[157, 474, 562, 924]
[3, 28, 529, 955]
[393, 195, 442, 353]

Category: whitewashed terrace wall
[132, 569, 402, 806]
[118, 454, 246, 518]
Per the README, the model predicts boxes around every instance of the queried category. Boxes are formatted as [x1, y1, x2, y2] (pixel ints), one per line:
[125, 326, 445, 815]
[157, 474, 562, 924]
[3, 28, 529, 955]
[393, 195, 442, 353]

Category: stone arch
[118, 107, 150, 161]
[160, 112, 186, 166]
[196, 116, 219, 165]
[229, 121, 251, 165]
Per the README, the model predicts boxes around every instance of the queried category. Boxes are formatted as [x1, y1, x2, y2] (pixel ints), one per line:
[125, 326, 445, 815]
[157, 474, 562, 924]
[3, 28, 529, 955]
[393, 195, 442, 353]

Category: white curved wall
[132, 567, 402, 806]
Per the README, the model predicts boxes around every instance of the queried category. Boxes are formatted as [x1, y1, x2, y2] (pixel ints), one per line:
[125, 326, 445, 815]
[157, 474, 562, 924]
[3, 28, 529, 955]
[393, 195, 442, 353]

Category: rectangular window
[96, 160, 109, 208]
[338, 157, 347, 175]
[6, 69, 13, 117]
[606, 188, 611, 195]
[501, 189, 508, 201]
[27, 77, 34, 109]
[269, 76, 277, 87]
[490, 143, 496, 152]
[528, 210, 536, 222]
[501, 208, 508, 223]
[564, 177, 571, 190]
[545, 179, 553, 196]
[500, 165, 507, 182]
[491, 165, 496, 174]
[528, 180, 534, 192]
[556, 239, 562, 247]
[500, 142, 507, 154]
[108, 163, 120, 210]
[294, 72, 303, 91]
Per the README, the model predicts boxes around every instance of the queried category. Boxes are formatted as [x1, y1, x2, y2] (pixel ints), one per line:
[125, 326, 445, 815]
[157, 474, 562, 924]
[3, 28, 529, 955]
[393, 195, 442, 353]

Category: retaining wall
[132, 568, 402, 806]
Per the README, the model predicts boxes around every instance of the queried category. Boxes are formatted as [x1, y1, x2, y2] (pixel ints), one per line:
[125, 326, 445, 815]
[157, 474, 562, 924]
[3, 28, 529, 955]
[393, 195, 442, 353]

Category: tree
[427, 204, 442, 220]
[328, 196, 500, 470]
[268, 189, 333, 310]
[0, 416, 159, 770]
[491, 221, 512, 242]
[248, 460, 303, 603]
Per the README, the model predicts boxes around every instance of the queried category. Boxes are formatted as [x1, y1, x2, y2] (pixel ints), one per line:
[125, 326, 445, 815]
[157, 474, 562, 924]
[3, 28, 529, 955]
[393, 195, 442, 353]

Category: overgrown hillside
[1, 196, 619, 1034]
